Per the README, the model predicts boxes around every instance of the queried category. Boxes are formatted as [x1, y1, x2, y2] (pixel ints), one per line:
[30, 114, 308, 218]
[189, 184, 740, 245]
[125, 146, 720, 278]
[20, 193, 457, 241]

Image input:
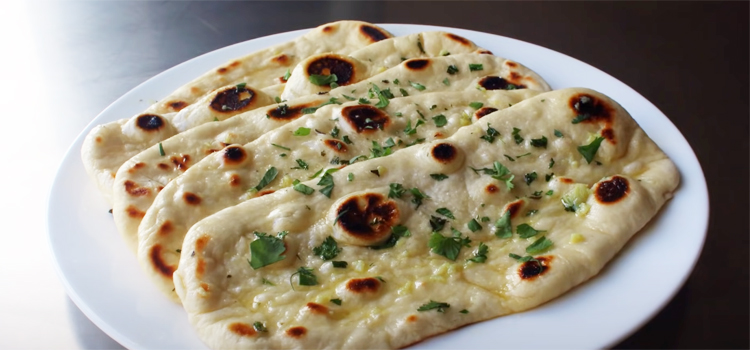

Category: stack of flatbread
[80, 20, 679, 350]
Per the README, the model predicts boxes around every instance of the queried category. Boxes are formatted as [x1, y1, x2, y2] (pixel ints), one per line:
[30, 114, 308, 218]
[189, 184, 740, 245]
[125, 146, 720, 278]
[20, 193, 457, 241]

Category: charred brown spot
[286, 326, 307, 338]
[229, 61, 240, 67]
[478, 76, 526, 90]
[157, 186, 164, 192]
[476, 49, 493, 55]
[434, 132, 444, 138]
[601, 128, 616, 143]
[272, 54, 289, 64]
[307, 56, 354, 86]
[123, 180, 150, 197]
[157, 163, 169, 170]
[223, 146, 247, 164]
[336, 193, 398, 242]
[195, 235, 210, 252]
[190, 86, 202, 95]
[569, 94, 614, 124]
[341, 105, 390, 133]
[183, 192, 202, 205]
[149, 245, 175, 277]
[230, 174, 241, 186]
[486, 184, 499, 194]
[322, 25, 334, 32]
[258, 190, 275, 197]
[474, 107, 498, 119]
[359, 25, 389, 42]
[168, 101, 188, 111]
[196, 258, 205, 277]
[595, 176, 629, 203]
[324, 139, 348, 153]
[171, 154, 190, 171]
[506, 61, 518, 68]
[505, 200, 524, 219]
[510, 72, 521, 80]
[266, 102, 317, 120]
[204, 149, 220, 155]
[519, 256, 552, 280]
[228, 323, 257, 337]
[217, 67, 227, 74]
[446, 33, 470, 45]
[431, 143, 457, 164]
[95, 136, 102, 143]
[209, 86, 255, 112]
[559, 178, 574, 184]
[306, 302, 329, 315]
[406, 315, 418, 322]
[346, 277, 381, 293]
[127, 162, 146, 173]
[136, 114, 164, 131]
[405, 59, 430, 70]
[200, 282, 209, 291]
[125, 205, 145, 218]
[158, 221, 173, 236]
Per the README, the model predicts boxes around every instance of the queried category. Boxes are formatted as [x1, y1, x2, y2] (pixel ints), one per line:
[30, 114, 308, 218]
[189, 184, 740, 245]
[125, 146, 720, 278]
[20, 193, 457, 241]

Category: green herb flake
[470, 161, 515, 190]
[343, 94, 356, 101]
[578, 136, 605, 164]
[447, 65, 459, 74]
[236, 82, 247, 90]
[309, 73, 338, 86]
[158, 142, 165, 156]
[330, 126, 340, 139]
[436, 207, 455, 220]
[524, 172, 538, 185]
[432, 114, 448, 127]
[254, 167, 279, 191]
[428, 231, 471, 261]
[517, 223, 546, 239]
[370, 225, 411, 250]
[442, 78, 450, 86]
[545, 173, 554, 182]
[262, 277, 275, 286]
[410, 81, 426, 91]
[480, 124, 500, 143]
[404, 119, 424, 135]
[282, 69, 291, 81]
[293, 181, 314, 195]
[409, 187, 430, 208]
[549, 158, 555, 169]
[213, 117, 219, 122]
[546, 190, 554, 196]
[468, 63, 484, 71]
[347, 173, 354, 182]
[418, 300, 451, 313]
[291, 266, 317, 287]
[494, 210, 512, 238]
[467, 242, 489, 263]
[342, 135, 353, 144]
[358, 98, 370, 105]
[271, 143, 291, 151]
[512, 127, 524, 144]
[371, 84, 391, 109]
[526, 236, 553, 254]
[253, 321, 268, 332]
[330, 298, 343, 305]
[430, 173, 448, 181]
[317, 172, 335, 198]
[509, 253, 538, 263]
[388, 183, 406, 198]
[572, 114, 591, 124]
[248, 232, 286, 269]
[313, 236, 341, 260]
[554, 129, 563, 138]
[504, 154, 515, 162]
[274, 96, 283, 103]
[292, 159, 309, 170]
[293, 127, 311, 136]
[530, 136, 548, 148]
[399, 88, 409, 97]
[469, 102, 484, 110]
[467, 218, 482, 232]
[460, 309, 469, 314]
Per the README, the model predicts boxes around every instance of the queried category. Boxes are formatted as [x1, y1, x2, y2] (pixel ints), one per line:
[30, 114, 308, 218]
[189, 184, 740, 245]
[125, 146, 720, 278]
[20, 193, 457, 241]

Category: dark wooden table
[30, 1, 748, 349]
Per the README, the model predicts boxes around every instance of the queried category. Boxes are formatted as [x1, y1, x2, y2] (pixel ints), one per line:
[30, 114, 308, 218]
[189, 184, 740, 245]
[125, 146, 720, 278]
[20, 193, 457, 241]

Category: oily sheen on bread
[82, 20, 392, 204]
[138, 89, 540, 299]
[172, 88, 679, 349]
[114, 53, 550, 253]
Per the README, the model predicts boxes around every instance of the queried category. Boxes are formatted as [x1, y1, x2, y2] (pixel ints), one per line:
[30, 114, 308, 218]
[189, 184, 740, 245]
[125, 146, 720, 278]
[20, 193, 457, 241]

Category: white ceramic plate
[47, 24, 708, 349]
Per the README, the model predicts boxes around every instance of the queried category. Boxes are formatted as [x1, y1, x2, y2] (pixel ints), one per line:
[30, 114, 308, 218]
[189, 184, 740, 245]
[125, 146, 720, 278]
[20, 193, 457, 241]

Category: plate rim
[46, 22, 709, 350]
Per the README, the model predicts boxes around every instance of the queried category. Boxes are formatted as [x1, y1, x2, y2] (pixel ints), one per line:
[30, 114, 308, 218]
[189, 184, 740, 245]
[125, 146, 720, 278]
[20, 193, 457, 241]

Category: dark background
[35, 1, 748, 349]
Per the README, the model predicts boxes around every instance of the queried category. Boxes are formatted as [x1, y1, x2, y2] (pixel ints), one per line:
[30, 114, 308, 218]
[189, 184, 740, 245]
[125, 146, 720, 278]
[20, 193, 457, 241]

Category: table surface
[2, 1, 747, 349]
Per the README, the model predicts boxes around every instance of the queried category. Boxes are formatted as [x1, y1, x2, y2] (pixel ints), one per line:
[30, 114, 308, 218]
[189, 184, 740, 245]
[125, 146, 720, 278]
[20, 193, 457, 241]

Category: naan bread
[138, 89, 541, 299]
[281, 31, 486, 100]
[114, 53, 550, 252]
[173, 88, 679, 349]
[82, 21, 392, 204]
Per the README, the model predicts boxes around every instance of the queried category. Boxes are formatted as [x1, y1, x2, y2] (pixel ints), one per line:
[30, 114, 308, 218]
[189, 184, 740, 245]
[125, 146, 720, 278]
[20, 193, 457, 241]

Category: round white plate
[47, 24, 708, 349]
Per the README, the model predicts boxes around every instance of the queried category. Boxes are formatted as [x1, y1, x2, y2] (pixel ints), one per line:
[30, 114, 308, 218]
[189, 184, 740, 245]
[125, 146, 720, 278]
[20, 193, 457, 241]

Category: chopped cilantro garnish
[410, 81, 426, 91]
[470, 161, 515, 189]
[429, 216, 447, 231]
[404, 119, 424, 135]
[549, 158, 555, 169]
[468, 63, 484, 71]
[347, 173, 354, 181]
[512, 127, 524, 144]
[467, 242, 489, 263]
[371, 84, 391, 109]
[430, 173, 448, 181]
[428, 231, 471, 261]
[469, 102, 484, 110]
[330, 298, 343, 305]
[358, 98, 370, 105]
[572, 113, 591, 124]
[504, 154, 515, 162]
[546, 190, 554, 196]
[524, 172, 538, 185]
[399, 88, 409, 97]
[236, 82, 246, 90]
[545, 173, 554, 182]
[254, 167, 278, 191]
[331, 261, 347, 269]
[436, 208, 455, 220]
[480, 124, 500, 143]
[530, 136, 548, 148]
[293, 127, 311, 136]
[442, 78, 450, 86]
[309, 73, 338, 86]
[253, 321, 268, 332]
[283, 69, 291, 81]
[418, 300, 451, 313]
[467, 218, 482, 232]
[432, 114, 448, 127]
[317, 172, 335, 197]
[342, 94, 356, 101]
[158, 142, 165, 156]
[526, 236, 553, 254]
[248, 231, 286, 269]
[409, 187, 429, 208]
[517, 223, 546, 239]
[313, 236, 341, 260]
[554, 129, 563, 137]
[370, 225, 411, 250]
[291, 266, 317, 287]
[342, 135, 352, 144]
[447, 65, 459, 74]
[293, 180, 314, 195]
[509, 253, 538, 263]
[495, 210, 512, 238]
[388, 183, 406, 198]
[330, 126, 339, 138]
[578, 136, 605, 164]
